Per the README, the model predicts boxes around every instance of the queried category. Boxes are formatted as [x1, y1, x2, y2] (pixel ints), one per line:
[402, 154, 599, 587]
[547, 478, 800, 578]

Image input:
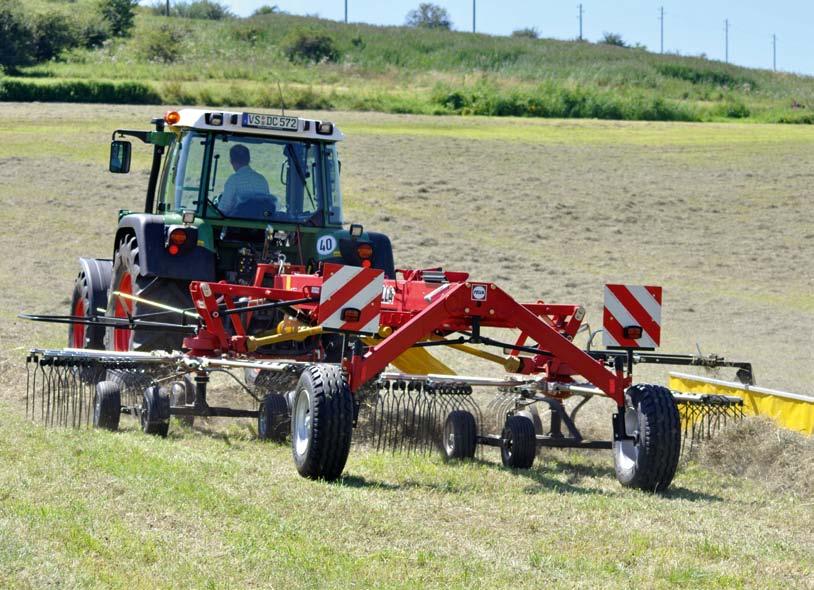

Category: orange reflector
[340, 308, 361, 322]
[167, 244, 179, 256]
[622, 325, 643, 340]
[169, 229, 188, 245]
[356, 243, 373, 259]
[164, 111, 181, 125]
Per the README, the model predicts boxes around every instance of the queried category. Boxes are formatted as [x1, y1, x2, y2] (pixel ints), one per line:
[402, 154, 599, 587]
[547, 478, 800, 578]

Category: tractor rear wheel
[291, 364, 353, 481]
[104, 235, 191, 353]
[258, 393, 290, 442]
[442, 410, 477, 460]
[613, 384, 681, 492]
[501, 414, 536, 469]
[93, 381, 121, 431]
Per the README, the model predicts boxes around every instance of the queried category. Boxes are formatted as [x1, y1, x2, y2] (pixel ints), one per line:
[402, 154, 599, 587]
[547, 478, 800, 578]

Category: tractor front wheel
[613, 384, 681, 492]
[104, 235, 190, 353]
[291, 365, 353, 481]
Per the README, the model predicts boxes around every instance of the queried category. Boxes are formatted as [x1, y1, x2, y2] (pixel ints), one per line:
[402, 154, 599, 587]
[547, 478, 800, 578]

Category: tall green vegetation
[97, 0, 138, 36]
[405, 3, 452, 30]
[2, 4, 813, 124]
[0, 0, 34, 70]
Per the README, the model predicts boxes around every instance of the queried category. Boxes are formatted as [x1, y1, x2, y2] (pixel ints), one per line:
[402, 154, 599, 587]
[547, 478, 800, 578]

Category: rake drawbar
[23, 261, 746, 491]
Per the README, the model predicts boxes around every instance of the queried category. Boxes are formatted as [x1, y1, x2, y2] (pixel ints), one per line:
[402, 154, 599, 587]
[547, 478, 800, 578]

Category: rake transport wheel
[104, 235, 190, 353]
[170, 377, 195, 427]
[93, 381, 121, 431]
[501, 414, 536, 469]
[259, 393, 290, 442]
[291, 364, 353, 481]
[443, 410, 477, 460]
[141, 386, 171, 438]
[613, 384, 681, 492]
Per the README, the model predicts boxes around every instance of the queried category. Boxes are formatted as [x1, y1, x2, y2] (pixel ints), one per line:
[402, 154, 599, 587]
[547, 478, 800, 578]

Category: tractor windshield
[160, 130, 342, 226]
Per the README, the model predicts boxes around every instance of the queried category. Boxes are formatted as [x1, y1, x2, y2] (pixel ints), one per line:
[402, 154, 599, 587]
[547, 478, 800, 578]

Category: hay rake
[23, 261, 748, 492]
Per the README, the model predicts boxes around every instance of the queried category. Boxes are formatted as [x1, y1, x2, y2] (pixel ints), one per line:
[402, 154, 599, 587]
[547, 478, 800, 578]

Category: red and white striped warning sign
[602, 284, 662, 349]
[317, 263, 384, 334]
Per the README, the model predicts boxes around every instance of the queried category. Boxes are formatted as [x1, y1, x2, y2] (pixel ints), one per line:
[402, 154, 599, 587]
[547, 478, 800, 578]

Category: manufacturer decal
[471, 285, 487, 301]
[381, 285, 396, 304]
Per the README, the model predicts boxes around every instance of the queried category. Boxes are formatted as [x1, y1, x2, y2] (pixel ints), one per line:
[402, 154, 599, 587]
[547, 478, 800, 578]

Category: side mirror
[109, 140, 131, 174]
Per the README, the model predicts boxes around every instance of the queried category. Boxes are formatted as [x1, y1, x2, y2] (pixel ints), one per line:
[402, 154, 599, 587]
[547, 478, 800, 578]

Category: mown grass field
[0, 103, 812, 588]
[3, 2, 814, 123]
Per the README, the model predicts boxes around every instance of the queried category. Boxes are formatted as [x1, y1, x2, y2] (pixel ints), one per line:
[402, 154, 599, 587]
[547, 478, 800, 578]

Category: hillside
[2, 2, 814, 123]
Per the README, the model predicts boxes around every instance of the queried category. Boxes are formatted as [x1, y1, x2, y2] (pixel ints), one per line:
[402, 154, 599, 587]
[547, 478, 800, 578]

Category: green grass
[3, 3, 814, 123]
[0, 408, 811, 589]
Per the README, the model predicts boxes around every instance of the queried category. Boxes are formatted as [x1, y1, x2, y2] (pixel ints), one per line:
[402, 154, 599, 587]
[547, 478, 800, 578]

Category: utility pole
[472, 0, 476, 33]
[772, 34, 777, 71]
[578, 4, 584, 41]
[724, 19, 730, 63]
[166, 0, 170, 17]
[659, 6, 664, 54]
[344, 0, 348, 23]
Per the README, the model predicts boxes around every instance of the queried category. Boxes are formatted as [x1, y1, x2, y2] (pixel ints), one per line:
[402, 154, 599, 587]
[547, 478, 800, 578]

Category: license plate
[242, 113, 299, 131]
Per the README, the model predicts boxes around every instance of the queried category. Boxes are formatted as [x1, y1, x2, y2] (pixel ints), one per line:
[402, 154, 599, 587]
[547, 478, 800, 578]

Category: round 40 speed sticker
[316, 235, 337, 256]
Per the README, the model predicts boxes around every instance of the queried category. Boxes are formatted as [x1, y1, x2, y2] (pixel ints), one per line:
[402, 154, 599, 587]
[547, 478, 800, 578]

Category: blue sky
[184, 1, 814, 75]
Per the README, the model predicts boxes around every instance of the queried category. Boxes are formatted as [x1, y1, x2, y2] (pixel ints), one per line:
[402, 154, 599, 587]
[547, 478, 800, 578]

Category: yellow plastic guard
[669, 372, 813, 436]
[362, 337, 456, 375]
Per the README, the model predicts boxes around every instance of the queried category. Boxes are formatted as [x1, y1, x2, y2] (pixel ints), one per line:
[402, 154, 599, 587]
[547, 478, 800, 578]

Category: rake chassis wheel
[501, 414, 536, 469]
[93, 381, 121, 431]
[613, 383, 681, 492]
[259, 393, 290, 442]
[291, 364, 353, 481]
[443, 410, 477, 460]
[141, 385, 171, 437]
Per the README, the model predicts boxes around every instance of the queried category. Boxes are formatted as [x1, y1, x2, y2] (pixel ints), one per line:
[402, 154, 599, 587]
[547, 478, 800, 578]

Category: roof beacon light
[164, 111, 181, 125]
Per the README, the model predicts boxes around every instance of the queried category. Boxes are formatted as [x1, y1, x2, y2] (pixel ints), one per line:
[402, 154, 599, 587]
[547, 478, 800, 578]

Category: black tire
[258, 393, 290, 442]
[613, 384, 681, 492]
[93, 381, 121, 431]
[68, 260, 112, 350]
[290, 364, 353, 481]
[442, 410, 477, 460]
[170, 377, 195, 427]
[501, 414, 536, 469]
[141, 385, 170, 437]
[104, 235, 191, 353]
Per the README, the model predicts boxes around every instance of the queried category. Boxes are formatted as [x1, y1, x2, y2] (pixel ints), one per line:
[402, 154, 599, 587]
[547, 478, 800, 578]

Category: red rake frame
[184, 264, 630, 406]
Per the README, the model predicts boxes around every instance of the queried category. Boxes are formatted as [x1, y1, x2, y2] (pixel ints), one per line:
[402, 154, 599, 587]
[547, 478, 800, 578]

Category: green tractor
[68, 108, 394, 362]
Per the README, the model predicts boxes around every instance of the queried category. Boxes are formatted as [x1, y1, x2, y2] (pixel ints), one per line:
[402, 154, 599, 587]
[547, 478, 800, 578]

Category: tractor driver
[218, 144, 272, 216]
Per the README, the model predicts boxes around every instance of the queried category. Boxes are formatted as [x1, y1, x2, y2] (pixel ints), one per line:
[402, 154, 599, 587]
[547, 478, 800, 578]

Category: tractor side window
[159, 131, 208, 213]
[324, 143, 342, 225]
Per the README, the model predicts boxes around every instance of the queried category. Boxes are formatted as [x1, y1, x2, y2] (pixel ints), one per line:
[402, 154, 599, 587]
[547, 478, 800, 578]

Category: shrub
[405, 3, 451, 30]
[656, 63, 756, 89]
[252, 4, 280, 16]
[0, 0, 34, 71]
[282, 29, 340, 64]
[76, 13, 112, 48]
[601, 32, 627, 47]
[511, 27, 539, 39]
[97, 0, 138, 37]
[137, 23, 184, 63]
[30, 13, 80, 61]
